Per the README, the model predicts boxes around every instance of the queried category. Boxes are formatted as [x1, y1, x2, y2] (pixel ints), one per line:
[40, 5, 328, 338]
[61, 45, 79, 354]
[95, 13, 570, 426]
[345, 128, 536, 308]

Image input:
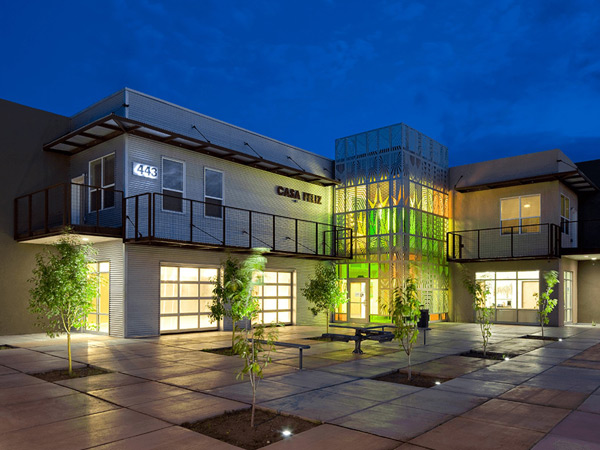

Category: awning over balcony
[43, 114, 339, 187]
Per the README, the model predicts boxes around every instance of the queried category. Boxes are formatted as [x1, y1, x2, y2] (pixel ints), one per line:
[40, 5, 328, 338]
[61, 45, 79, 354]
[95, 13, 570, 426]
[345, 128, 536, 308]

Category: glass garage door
[253, 271, 293, 325]
[160, 265, 219, 333]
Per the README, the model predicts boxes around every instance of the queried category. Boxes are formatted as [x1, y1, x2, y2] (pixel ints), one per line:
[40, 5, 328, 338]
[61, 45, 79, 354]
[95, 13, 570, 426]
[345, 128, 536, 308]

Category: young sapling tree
[463, 273, 494, 357]
[301, 263, 347, 333]
[28, 233, 99, 376]
[385, 276, 421, 380]
[535, 270, 559, 337]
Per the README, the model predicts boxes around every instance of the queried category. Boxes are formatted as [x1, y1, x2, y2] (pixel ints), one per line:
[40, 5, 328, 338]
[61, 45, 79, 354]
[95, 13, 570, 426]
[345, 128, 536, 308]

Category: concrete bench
[249, 339, 310, 370]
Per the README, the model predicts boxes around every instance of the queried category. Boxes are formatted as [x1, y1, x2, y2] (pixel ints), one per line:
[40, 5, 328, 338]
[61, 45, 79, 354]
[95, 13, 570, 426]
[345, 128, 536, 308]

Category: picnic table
[323, 323, 432, 354]
[324, 324, 395, 354]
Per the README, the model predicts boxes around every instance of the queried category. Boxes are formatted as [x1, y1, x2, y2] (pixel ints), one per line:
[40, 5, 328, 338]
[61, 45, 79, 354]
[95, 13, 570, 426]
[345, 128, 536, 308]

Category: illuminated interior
[334, 125, 449, 322]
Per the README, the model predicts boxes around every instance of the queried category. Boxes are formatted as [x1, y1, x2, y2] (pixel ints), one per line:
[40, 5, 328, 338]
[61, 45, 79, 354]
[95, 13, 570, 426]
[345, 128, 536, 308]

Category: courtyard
[1, 322, 599, 449]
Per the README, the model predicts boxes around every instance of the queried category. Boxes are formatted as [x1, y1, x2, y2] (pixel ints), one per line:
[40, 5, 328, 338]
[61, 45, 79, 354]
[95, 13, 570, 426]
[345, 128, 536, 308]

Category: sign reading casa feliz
[276, 186, 322, 204]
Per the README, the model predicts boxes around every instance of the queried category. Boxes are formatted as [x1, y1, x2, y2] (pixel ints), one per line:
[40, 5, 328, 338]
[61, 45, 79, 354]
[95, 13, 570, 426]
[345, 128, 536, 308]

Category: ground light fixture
[504, 357, 510, 361]
[435, 381, 441, 385]
[281, 430, 292, 437]
[559, 339, 563, 342]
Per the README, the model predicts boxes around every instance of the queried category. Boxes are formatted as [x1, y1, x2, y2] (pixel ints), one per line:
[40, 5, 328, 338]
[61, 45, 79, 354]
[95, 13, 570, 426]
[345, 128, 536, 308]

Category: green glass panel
[348, 263, 369, 278]
[338, 264, 347, 279]
[370, 263, 379, 278]
[369, 315, 392, 323]
[409, 210, 416, 235]
[379, 235, 389, 252]
[356, 212, 367, 236]
[368, 210, 377, 235]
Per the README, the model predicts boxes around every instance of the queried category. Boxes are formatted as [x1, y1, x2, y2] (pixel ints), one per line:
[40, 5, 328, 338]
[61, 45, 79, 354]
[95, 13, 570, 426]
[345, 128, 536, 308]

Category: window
[89, 154, 115, 211]
[561, 194, 570, 234]
[160, 265, 219, 332]
[475, 271, 539, 310]
[162, 158, 184, 212]
[500, 195, 540, 234]
[252, 271, 293, 325]
[204, 168, 223, 218]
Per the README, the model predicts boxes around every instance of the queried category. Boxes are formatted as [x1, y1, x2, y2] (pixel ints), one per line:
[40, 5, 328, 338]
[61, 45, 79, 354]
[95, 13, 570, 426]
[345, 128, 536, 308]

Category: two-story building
[2, 88, 599, 338]
[4, 89, 351, 337]
[447, 150, 600, 326]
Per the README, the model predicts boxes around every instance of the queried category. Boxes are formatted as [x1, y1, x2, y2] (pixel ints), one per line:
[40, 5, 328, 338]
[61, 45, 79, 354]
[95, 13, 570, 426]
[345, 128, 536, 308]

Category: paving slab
[90, 425, 242, 449]
[207, 379, 312, 403]
[0, 372, 47, 389]
[432, 377, 515, 398]
[119, 363, 210, 380]
[318, 360, 400, 377]
[500, 385, 588, 409]
[260, 389, 379, 422]
[319, 378, 422, 402]
[275, 355, 340, 370]
[532, 434, 600, 449]
[390, 389, 488, 416]
[578, 395, 600, 414]
[0, 381, 75, 406]
[409, 417, 544, 450]
[130, 391, 248, 424]
[549, 410, 600, 445]
[261, 424, 399, 450]
[0, 408, 170, 450]
[94, 357, 175, 372]
[89, 381, 192, 406]
[332, 402, 452, 441]
[56, 372, 146, 392]
[0, 365, 18, 375]
[267, 370, 358, 389]
[462, 398, 570, 433]
[160, 369, 245, 391]
[0, 392, 118, 433]
[524, 373, 600, 394]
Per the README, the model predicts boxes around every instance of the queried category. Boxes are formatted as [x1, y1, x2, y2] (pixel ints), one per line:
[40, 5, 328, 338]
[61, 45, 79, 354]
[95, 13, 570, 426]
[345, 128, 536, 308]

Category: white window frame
[560, 194, 570, 234]
[204, 167, 224, 219]
[88, 153, 115, 212]
[500, 194, 541, 235]
[161, 157, 186, 214]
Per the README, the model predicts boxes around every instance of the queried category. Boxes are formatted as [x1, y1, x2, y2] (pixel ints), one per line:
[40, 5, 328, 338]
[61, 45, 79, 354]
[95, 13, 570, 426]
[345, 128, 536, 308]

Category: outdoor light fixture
[504, 357, 510, 361]
[282, 430, 292, 437]
[82, 238, 89, 241]
[559, 339, 563, 342]
[435, 381, 441, 385]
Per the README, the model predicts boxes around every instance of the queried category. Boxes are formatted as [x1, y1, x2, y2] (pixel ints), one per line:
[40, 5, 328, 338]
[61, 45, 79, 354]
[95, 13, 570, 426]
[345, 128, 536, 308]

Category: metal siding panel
[124, 244, 324, 337]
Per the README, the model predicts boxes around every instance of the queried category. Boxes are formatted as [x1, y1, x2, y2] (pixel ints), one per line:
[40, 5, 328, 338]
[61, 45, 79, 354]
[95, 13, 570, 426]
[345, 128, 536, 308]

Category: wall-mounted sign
[276, 186, 322, 204]
[133, 162, 158, 179]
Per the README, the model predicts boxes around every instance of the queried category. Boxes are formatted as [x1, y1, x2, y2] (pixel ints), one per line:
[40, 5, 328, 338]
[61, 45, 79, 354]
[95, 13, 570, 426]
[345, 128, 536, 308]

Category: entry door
[348, 280, 368, 322]
[71, 175, 85, 225]
[564, 271, 573, 323]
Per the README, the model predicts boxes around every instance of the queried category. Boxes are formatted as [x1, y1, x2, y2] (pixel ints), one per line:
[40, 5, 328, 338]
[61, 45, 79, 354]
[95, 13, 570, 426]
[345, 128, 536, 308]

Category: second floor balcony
[124, 193, 352, 259]
[447, 223, 561, 262]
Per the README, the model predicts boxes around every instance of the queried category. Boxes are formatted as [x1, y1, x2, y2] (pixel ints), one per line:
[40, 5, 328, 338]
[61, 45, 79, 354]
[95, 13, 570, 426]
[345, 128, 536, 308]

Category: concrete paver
[500, 385, 587, 409]
[89, 425, 242, 449]
[390, 389, 488, 416]
[319, 378, 422, 402]
[261, 424, 400, 450]
[432, 377, 515, 398]
[56, 372, 146, 392]
[548, 410, 600, 445]
[89, 381, 192, 407]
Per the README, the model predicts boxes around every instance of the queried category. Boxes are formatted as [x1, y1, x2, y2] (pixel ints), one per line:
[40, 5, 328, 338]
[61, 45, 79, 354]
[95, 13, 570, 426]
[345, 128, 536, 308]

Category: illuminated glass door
[564, 271, 573, 323]
[87, 262, 110, 333]
[349, 280, 368, 322]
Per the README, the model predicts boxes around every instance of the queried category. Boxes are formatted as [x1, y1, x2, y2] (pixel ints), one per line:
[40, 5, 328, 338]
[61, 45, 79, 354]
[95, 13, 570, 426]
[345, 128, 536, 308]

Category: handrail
[448, 222, 556, 234]
[15, 182, 124, 201]
[123, 192, 338, 229]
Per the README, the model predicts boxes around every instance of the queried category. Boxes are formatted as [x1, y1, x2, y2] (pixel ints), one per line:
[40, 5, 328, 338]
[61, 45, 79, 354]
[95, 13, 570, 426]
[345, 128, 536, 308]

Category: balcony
[14, 183, 123, 242]
[561, 219, 600, 255]
[124, 193, 353, 259]
[447, 223, 561, 262]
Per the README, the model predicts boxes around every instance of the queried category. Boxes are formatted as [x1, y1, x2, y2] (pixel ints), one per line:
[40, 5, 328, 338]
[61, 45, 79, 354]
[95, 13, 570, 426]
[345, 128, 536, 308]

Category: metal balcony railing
[14, 183, 123, 240]
[447, 223, 561, 262]
[561, 219, 600, 253]
[124, 192, 353, 259]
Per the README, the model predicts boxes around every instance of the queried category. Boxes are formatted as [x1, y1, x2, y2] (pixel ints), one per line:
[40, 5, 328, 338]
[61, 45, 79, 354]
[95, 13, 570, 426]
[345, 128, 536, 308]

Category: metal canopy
[455, 170, 598, 193]
[44, 114, 339, 187]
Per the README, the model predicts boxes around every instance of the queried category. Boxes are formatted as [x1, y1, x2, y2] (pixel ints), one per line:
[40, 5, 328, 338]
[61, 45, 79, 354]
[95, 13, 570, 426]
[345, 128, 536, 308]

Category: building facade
[2, 89, 599, 337]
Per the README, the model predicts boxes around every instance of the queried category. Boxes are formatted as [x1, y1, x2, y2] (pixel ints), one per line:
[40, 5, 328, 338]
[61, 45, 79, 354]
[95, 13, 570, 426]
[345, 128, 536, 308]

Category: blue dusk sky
[1, 0, 599, 166]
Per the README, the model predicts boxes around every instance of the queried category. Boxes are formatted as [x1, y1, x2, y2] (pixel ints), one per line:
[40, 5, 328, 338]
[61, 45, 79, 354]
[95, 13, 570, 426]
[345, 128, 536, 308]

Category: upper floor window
[162, 158, 184, 212]
[500, 194, 540, 234]
[204, 168, 223, 218]
[89, 154, 115, 211]
[561, 194, 570, 234]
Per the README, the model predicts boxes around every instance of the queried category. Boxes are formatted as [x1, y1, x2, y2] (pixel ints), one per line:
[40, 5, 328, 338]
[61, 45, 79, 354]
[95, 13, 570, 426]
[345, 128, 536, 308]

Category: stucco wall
[0, 100, 71, 335]
[577, 261, 600, 323]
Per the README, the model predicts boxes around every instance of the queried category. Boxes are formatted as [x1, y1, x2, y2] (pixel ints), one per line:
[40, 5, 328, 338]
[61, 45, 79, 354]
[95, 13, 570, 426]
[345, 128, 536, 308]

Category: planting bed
[32, 366, 111, 382]
[182, 408, 318, 450]
[373, 370, 452, 388]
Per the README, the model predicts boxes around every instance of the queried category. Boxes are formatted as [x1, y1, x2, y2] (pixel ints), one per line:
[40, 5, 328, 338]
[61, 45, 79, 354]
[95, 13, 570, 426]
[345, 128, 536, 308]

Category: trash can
[417, 309, 429, 328]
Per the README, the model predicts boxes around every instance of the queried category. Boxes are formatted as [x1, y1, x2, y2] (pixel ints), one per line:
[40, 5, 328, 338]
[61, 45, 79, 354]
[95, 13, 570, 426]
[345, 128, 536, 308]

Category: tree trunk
[251, 385, 256, 428]
[67, 332, 72, 376]
[325, 311, 329, 334]
[407, 353, 412, 380]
